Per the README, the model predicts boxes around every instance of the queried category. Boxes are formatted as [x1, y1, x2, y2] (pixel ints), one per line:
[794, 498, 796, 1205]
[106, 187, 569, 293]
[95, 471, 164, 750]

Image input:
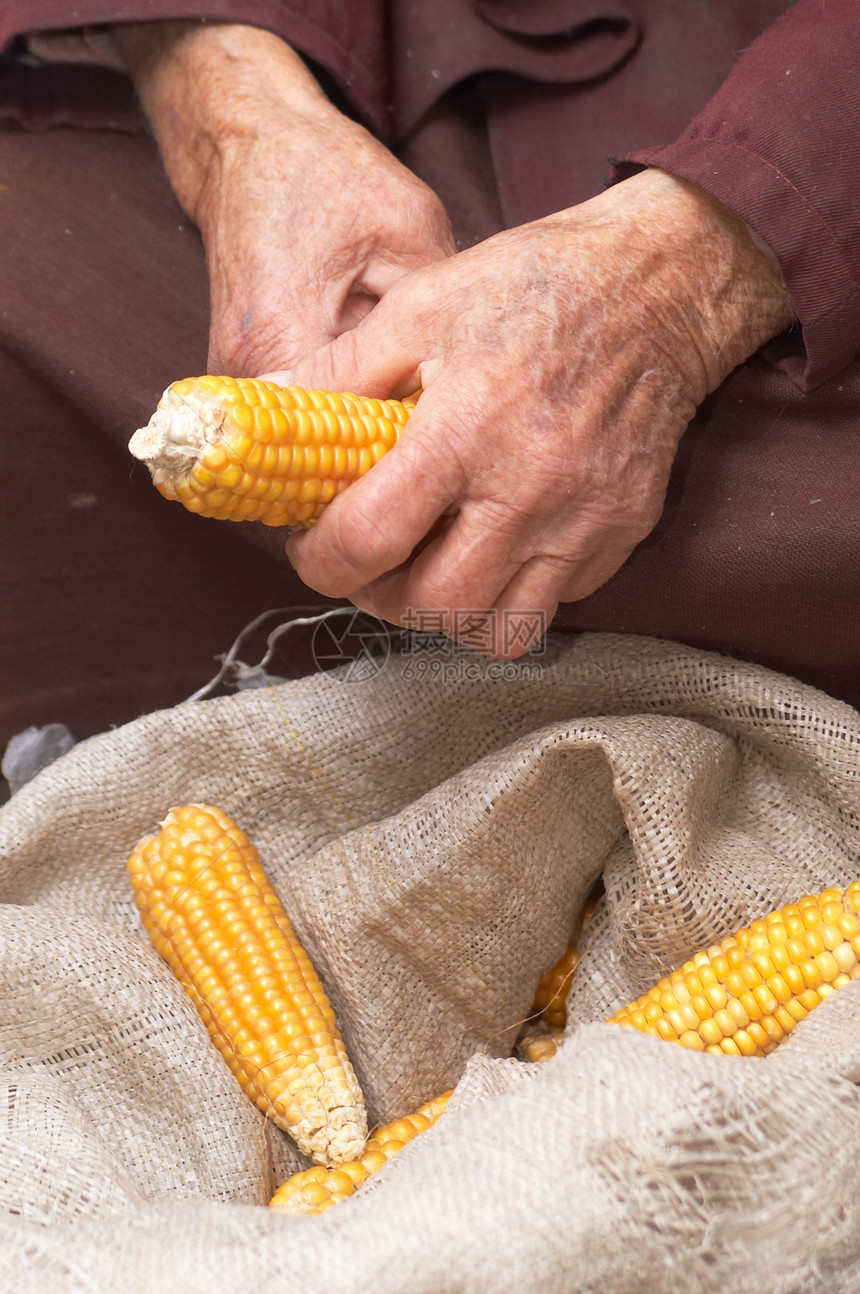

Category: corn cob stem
[270, 1090, 453, 1216]
[127, 804, 367, 1166]
[129, 376, 415, 527]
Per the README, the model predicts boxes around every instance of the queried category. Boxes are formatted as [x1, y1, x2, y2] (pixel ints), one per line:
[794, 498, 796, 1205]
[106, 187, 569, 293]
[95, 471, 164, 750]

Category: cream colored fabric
[2, 633, 859, 1292]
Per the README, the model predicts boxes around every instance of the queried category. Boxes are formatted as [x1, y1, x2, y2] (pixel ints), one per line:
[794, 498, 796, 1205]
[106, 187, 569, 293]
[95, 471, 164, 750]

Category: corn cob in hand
[127, 803, 367, 1166]
[129, 376, 415, 526]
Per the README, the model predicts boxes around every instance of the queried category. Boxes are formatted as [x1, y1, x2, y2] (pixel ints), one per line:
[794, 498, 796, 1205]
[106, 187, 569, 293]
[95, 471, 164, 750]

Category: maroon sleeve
[617, 0, 860, 391]
[0, 1, 388, 135]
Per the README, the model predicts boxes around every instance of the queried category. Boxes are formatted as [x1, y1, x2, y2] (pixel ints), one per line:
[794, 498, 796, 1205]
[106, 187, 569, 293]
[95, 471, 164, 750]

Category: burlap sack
[2, 632, 860, 1293]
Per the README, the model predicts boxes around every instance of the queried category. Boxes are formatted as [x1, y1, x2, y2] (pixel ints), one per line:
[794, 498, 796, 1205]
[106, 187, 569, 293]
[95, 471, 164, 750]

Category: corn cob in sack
[3, 634, 860, 1293]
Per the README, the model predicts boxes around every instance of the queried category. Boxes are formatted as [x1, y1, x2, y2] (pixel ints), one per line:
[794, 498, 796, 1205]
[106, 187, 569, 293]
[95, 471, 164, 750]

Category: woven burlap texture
[2, 632, 860, 1293]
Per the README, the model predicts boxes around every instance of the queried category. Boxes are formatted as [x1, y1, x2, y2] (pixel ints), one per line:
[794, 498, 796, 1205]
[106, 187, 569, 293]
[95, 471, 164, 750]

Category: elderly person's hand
[282, 168, 794, 654]
[113, 22, 455, 375]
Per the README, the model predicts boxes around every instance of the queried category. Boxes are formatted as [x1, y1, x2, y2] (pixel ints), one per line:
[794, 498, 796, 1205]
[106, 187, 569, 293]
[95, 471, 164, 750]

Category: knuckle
[288, 539, 358, 600]
[326, 495, 401, 577]
[209, 314, 296, 378]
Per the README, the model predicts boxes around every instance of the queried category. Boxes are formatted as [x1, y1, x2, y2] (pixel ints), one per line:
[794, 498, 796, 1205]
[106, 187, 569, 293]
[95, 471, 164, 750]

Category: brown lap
[0, 124, 336, 753]
[556, 356, 860, 708]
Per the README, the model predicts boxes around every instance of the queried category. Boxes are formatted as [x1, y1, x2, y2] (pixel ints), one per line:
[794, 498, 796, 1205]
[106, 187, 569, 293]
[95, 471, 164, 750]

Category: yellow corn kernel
[713, 1007, 739, 1037]
[783, 996, 809, 1023]
[738, 989, 763, 1021]
[821, 923, 843, 951]
[752, 982, 778, 1014]
[745, 1021, 770, 1052]
[732, 1029, 758, 1057]
[377, 1139, 406, 1155]
[803, 930, 824, 957]
[770, 944, 791, 972]
[751, 950, 776, 978]
[129, 377, 415, 528]
[759, 1015, 785, 1047]
[668, 975, 692, 1004]
[381, 1119, 420, 1146]
[705, 984, 729, 1011]
[699, 1018, 724, 1047]
[834, 942, 856, 974]
[127, 804, 366, 1166]
[339, 1161, 368, 1187]
[801, 904, 822, 929]
[270, 1090, 454, 1215]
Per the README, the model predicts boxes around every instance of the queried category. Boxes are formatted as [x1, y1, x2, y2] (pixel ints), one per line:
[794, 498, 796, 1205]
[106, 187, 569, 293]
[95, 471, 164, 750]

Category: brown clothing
[0, 1, 859, 751]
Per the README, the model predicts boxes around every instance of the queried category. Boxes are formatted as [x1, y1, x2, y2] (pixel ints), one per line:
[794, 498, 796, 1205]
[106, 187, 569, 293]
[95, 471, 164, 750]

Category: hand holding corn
[119, 21, 791, 662]
[276, 169, 792, 656]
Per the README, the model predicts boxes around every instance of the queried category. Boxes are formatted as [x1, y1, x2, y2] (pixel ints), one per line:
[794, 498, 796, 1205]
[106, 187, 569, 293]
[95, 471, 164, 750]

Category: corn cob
[129, 376, 416, 527]
[517, 944, 581, 1061]
[610, 882, 860, 1055]
[127, 803, 367, 1165]
[269, 881, 860, 1215]
[270, 1090, 453, 1216]
[518, 899, 595, 1058]
[532, 943, 581, 1032]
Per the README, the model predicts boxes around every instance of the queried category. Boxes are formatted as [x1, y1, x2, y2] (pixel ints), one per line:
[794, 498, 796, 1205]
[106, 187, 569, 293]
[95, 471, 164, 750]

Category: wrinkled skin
[114, 22, 456, 376]
[118, 23, 793, 656]
[200, 96, 456, 377]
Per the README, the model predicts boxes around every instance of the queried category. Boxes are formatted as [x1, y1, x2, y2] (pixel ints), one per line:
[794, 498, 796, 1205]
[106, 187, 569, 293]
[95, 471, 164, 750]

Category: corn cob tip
[129, 383, 220, 484]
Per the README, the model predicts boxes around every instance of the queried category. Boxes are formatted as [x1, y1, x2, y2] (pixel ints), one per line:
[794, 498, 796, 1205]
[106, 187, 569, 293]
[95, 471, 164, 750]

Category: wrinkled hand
[283, 168, 793, 654]
[114, 22, 455, 375]
[198, 75, 456, 375]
